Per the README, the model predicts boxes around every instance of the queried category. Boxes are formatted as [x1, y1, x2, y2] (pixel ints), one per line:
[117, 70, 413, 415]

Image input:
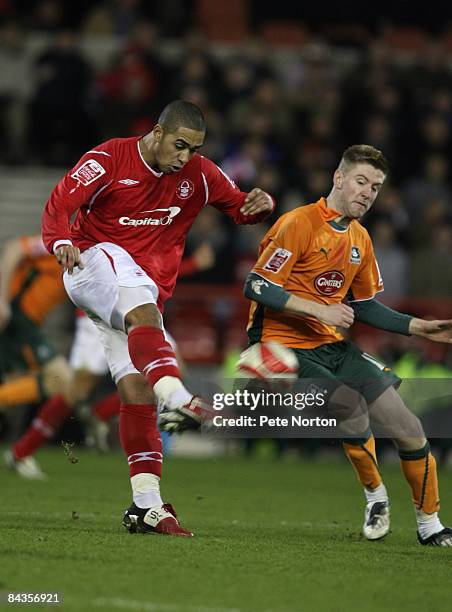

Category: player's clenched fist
[317, 303, 355, 328]
[55, 245, 84, 274]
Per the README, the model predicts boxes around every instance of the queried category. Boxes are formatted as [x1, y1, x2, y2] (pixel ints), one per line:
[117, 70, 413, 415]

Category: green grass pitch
[1, 445, 451, 611]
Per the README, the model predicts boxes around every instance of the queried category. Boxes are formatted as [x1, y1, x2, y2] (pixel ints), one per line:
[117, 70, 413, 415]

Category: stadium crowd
[1, 1, 452, 294]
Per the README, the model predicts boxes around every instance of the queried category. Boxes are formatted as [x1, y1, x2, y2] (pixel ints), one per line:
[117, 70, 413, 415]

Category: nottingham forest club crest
[176, 179, 194, 199]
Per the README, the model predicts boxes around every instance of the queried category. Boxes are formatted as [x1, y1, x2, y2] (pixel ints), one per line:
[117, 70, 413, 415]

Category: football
[237, 341, 299, 380]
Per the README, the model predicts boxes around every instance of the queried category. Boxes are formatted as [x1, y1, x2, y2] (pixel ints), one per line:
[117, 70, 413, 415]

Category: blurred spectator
[362, 113, 397, 167]
[402, 154, 452, 223]
[409, 224, 452, 297]
[179, 84, 226, 161]
[181, 207, 234, 284]
[127, 21, 165, 83]
[80, 2, 115, 35]
[240, 37, 273, 81]
[289, 41, 343, 116]
[96, 22, 167, 137]
[171, 53, 217, 102]
[302, 168, 332, 203]
[408, 113, 452, 174]
[222, 137, 267, 190]
[0, 21, 30, 163]
[28, 30, 95, 165]
[364, 184, 409, 236]
[254, 163, 283, 206]
[81, 0, 143, 38]
[289, 110, 341, 179]
[98, 49, 155, 137]
[408, 41, 452, 111]
[371, 218, 408, 299]
[218, 59, 256, 113]
[31, 0, 63, 32]
[150, 0, 192, 37]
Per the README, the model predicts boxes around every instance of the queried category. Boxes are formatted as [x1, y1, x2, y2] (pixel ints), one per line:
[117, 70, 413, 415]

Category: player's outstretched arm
[350, 298, 452, 343]
[408, 318, 452, 343]
[201, 157, 274, 223]
[240, 188, 274, 217]
[42, 148, 112, 256]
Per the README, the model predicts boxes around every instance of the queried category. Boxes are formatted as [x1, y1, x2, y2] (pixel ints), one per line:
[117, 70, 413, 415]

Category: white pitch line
[92, 598, 290, 612]
[92, 598, 241, 612]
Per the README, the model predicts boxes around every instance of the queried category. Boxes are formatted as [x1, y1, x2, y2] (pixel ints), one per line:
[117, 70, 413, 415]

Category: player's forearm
[351, 298, 412, 335]
[283, 294, 325, 319]
[244, 272, 321, 318]
[244, 272, 355, 328]
[41, 177, 87, 253]
[408, 317, 428, 336]
[235, 204, 274, 225]
[41, 197, 73, 254]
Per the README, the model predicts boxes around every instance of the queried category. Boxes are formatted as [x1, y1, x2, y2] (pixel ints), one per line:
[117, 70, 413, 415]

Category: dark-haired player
[42, 100, 274, 536]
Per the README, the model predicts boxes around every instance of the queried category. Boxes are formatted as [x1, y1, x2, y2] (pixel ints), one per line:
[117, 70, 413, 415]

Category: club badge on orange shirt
[263, 248, 292, 273]
[350, 246, 361, 264]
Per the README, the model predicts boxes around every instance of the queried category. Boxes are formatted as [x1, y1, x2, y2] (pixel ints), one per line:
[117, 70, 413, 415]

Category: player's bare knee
[330, 385, 367, 419]
[392, 414, 426, 450]
[125, 303, 162, 332]
[42, 356, 73, 397]
[328, 385, 369, 437]
[63, 369, 100, 405]
[393, 434, 427, 451]
[117, 373, 156, 404]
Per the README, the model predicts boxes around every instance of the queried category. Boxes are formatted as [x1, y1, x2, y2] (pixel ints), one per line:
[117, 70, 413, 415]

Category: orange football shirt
[247, 198, 383, 348]
[9, 235, 66, 324]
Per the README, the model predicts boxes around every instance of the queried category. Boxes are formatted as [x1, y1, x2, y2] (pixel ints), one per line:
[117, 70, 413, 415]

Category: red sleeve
[41, 149, 113, 253]
[200, 156, 274, 225]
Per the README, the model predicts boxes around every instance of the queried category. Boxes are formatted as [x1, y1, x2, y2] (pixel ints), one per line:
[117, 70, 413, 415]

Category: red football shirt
[42, 136, 272, 305]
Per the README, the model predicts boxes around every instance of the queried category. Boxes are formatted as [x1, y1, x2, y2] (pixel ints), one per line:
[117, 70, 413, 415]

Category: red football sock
[128, 326, 181, 387]
[93, 391, 121, 422]
[13, 394, 73, 459]
[119, 403, 162, 478]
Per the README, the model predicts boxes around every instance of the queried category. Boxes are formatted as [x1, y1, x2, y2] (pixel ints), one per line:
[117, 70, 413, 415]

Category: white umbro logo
[118, 179, 140, 185]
